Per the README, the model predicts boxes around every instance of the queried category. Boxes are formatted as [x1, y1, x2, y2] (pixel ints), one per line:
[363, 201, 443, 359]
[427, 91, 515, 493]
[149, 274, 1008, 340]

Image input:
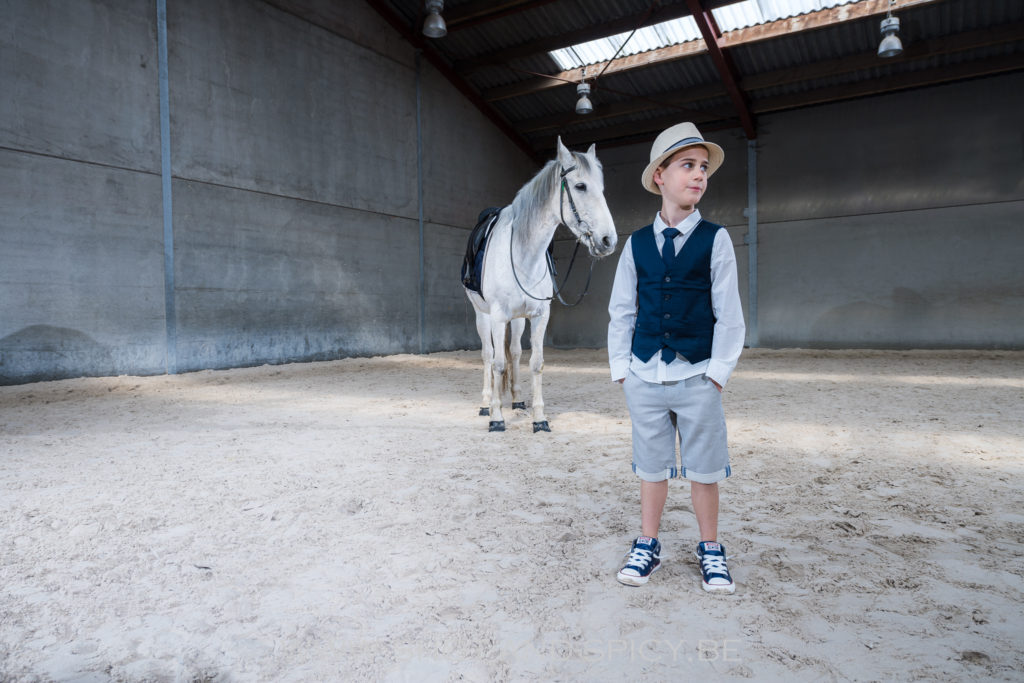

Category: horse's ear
[556, 136, 573, 169]
[586, 143, 597, 159]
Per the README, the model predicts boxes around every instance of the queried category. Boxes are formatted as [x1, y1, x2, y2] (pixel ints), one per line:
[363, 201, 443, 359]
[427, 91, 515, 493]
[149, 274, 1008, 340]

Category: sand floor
[1, 348, 1022, 682]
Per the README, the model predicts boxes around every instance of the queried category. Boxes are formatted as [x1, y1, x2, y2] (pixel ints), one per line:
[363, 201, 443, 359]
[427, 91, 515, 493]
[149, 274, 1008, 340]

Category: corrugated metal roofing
[715, 0, 861, 31]
[549, 16, 702, 70]
[374, 0, 1024, 153]
[549, 0, 863, 69]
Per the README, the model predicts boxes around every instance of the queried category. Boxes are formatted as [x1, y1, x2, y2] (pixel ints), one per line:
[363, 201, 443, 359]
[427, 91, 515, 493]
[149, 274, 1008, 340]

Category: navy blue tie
[660, 227, 680, 364]
[661, 227, 679, 265]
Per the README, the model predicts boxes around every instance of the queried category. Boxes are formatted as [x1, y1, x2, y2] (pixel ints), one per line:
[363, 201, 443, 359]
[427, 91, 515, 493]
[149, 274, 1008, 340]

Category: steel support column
[745, 139, 758, 348]
[416, 51, 426, 354]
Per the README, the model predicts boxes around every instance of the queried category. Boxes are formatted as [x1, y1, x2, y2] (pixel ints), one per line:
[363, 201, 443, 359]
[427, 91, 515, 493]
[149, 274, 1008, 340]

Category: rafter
[484, 39, 711, 101]
[685, 0, 755, 138]
[517, 82, 729, 133]
[718, 0, 943, 48]
[445, 0, 557, 32]
[455, 1, 735, 74]
[513, 20, 1024, 136]
[529, 53, 1023, 153]
[752, 53, 1024, 114]
[482, 0, 950, 102]
[742, 20, 1024, 90]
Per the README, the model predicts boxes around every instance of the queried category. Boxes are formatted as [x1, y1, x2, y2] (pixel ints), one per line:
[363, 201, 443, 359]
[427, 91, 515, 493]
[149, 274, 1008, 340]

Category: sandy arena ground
[1, 348, 1022, 682]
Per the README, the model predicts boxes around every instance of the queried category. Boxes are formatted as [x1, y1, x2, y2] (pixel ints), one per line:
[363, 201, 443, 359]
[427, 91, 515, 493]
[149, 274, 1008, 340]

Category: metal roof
[362, 0, 1024, 160]
[549, 16, 702, 70]
[549, 0, 865, 70]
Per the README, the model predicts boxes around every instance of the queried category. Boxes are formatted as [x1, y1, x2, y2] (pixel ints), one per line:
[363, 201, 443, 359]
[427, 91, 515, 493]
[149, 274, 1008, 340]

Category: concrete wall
[548, 72, 1024, 351]
[0, 0, 535, 384]
[4, 2, 1021, 386]
[1, 0, 167, 384]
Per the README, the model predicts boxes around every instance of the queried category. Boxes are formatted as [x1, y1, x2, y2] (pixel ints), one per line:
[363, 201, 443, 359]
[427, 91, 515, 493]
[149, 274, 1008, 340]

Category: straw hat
[641, 122, 725, 195]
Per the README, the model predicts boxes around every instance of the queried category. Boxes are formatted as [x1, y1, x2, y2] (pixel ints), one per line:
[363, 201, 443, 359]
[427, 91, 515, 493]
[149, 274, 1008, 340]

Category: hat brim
[641, 140, 724, 195]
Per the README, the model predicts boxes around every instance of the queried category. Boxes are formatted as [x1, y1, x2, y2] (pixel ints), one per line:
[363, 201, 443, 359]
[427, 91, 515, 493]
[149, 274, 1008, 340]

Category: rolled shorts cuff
[680, 465, 731, 484]
[632, 463, 677, 482]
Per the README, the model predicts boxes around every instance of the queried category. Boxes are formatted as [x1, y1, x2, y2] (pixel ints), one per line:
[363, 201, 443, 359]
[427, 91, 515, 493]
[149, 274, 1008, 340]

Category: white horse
[464, 138, 617, 432]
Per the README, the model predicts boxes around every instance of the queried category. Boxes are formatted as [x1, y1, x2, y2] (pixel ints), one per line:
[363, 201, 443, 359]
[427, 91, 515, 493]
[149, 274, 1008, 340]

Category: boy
[607, 122, 745, 592]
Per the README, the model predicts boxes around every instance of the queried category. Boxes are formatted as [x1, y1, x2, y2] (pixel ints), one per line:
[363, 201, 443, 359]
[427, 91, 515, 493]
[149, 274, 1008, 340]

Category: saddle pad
[461, 207, 502, 296]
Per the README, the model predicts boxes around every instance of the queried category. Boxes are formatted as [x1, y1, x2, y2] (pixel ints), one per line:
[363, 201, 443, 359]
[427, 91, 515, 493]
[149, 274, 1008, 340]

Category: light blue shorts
[622, 371, 731, 484]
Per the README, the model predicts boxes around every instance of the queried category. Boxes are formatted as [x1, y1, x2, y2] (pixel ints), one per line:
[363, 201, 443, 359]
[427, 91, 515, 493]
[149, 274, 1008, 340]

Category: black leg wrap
[512, 402, 526, 410]
[479, 407, 489, 416]
[533, 421, 550, 433]
[488, 420, 506, 432]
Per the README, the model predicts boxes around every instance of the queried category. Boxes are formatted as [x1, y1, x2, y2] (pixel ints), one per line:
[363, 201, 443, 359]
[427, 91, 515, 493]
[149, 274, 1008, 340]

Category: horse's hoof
[489, 421, 506, 432]
[512, 401, 526, 410]
[533, 421, 550, 433]
[479, 407, 490, 416]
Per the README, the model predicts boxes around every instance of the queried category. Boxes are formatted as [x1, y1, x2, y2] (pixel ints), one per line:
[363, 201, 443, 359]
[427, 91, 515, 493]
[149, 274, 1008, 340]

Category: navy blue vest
[630, 220, 721, 365]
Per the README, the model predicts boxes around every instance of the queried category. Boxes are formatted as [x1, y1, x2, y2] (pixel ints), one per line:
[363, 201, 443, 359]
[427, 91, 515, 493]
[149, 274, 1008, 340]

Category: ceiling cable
[565, 0, 660, 114]
[592, 0, 661, 81]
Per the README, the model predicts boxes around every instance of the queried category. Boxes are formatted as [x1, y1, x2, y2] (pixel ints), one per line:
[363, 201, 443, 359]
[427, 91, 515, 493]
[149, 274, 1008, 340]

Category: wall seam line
[157, 0, 177, 374]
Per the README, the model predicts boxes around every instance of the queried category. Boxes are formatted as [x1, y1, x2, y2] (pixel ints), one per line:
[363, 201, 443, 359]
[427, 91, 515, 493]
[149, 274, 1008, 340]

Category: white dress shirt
[607, 210, 746, 386]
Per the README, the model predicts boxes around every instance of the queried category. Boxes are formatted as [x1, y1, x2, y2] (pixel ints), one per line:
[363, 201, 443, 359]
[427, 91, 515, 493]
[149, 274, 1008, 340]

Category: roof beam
[445, 0, 558, 32]
[536, 54, 1023, 153]
[516, 19, 1024, 136]
[455, 1, 735, 73]
[481, 0, 950, 101]
[685, 0, 755, 138]
[742, 20, 1024, 90]
[752, 53, 1024, 114]
[719, 0, 946, 48]
[484, 39, 711, 101]
[362, 0, 539, 162]
[517, 82, 729, 133]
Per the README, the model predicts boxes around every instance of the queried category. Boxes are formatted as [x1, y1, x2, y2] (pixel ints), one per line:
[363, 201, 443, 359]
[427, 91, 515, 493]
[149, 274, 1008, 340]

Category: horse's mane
[509, 151, 595, 237]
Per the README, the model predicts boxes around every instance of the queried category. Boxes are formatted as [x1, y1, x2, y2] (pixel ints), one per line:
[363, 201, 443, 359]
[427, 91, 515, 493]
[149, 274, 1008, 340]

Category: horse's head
[555, 137, 618, 258]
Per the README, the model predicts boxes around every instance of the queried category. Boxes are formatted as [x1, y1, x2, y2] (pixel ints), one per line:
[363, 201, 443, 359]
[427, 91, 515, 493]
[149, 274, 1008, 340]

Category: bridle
[510, 163, 596, 307]
[558, 163, 592, 245]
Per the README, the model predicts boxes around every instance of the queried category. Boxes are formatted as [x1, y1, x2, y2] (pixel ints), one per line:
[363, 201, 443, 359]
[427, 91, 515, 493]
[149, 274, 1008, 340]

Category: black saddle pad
[461, 207, 502, 296]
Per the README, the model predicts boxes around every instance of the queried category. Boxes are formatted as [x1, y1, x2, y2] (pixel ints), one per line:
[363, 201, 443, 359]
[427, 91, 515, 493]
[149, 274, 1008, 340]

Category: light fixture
[575, 82, 593, 115]
[423, 0, 446, 39]
[877, 2, 903, 58]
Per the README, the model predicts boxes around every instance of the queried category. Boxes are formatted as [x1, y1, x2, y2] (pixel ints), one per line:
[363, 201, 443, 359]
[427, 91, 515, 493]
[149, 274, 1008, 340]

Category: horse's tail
[501, 322, 513, 398]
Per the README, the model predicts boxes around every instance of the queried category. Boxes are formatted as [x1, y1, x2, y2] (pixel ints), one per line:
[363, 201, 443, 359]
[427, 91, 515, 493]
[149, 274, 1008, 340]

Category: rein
[509, 163, 595, 307]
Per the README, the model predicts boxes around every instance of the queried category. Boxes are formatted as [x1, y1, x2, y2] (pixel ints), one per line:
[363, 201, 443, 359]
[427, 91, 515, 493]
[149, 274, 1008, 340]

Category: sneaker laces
[699, 551, 732, 586]
[700, 553, 729, 576]
[626, 544, 655, 569]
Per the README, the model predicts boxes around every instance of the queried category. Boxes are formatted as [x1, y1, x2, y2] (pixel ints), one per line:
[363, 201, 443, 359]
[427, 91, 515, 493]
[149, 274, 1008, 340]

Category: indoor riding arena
[2, 1, 1022, 681]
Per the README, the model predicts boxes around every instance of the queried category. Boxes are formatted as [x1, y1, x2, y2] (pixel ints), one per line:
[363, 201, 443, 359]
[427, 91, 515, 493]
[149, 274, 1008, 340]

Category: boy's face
[654, 146, 710, 206]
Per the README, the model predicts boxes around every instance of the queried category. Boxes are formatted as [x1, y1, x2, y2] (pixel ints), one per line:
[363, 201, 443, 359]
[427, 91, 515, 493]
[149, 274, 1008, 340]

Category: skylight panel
[548, 17, 700, 72]
[548, 0, 862, 70]
[713, 0, 860, 32]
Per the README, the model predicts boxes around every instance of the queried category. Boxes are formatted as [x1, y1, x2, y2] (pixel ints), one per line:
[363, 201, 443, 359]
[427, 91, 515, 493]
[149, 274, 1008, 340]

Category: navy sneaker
[617, 536, 661, 586]
[695, 541, 735, 593]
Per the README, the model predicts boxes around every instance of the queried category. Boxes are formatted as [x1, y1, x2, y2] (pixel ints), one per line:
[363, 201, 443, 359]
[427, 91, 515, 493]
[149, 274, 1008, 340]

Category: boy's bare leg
[641, 479, 669, 538]
[691, 481, 719, 541]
